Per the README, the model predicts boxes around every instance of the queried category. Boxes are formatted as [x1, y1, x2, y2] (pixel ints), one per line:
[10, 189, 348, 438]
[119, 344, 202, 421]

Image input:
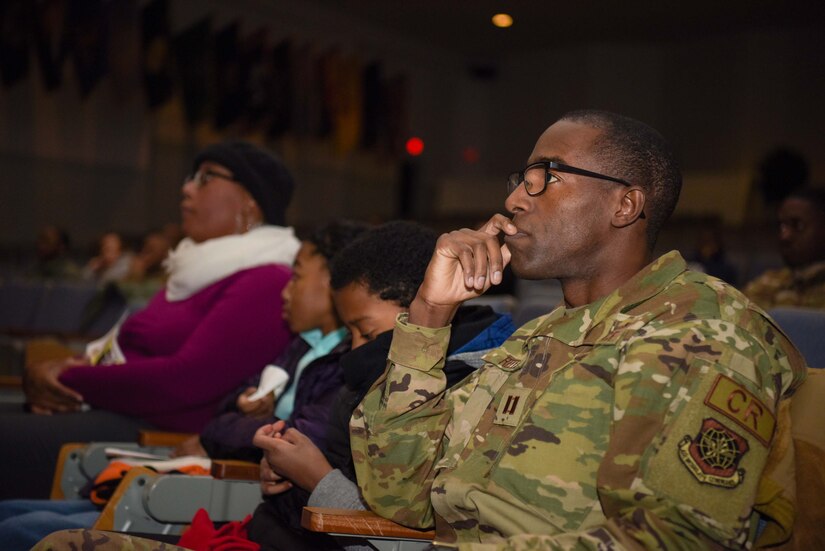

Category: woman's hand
[23, 358, 84, 414]
[237, 387, 275, 418]
[253, 420, 333, 493]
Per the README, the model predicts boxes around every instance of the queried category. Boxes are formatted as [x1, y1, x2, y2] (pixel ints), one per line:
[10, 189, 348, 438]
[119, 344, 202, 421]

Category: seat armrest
[25, 338, 77, 367]
[301, 507, 435, 540]
[211, 459, 260, 481]
[50, 442, 88, 499]
[137, 430, 196, 447]
[93, 467, 158, 531]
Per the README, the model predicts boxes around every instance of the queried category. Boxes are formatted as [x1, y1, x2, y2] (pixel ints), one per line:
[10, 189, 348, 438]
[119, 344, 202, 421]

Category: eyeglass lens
[508, 164, 549, 196]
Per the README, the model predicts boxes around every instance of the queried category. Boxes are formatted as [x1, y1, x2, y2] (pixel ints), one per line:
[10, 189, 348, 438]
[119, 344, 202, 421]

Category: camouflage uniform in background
[351, 251, 807, 550]
[743, 260, 825, 310]
[32, 529, 189, 551]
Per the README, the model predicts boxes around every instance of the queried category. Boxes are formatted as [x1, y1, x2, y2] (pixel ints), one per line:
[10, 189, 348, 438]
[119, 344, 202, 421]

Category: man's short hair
[785, 187, 825, 221]
[559, 110, 682, 248]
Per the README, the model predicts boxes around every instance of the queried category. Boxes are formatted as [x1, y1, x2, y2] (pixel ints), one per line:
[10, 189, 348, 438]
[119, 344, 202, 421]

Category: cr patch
[704, 374, 775, 446]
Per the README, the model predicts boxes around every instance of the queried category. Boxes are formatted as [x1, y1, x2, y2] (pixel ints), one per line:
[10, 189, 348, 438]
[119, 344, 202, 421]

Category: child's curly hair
[330, 221, 437, 307]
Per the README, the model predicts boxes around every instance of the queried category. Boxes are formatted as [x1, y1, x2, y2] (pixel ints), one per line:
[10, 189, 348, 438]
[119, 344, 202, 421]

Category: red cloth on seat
[178, 508, 260, 551]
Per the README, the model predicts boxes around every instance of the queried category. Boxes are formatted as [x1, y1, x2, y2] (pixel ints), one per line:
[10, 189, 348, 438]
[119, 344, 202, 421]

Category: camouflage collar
[527, 251, 687, 346]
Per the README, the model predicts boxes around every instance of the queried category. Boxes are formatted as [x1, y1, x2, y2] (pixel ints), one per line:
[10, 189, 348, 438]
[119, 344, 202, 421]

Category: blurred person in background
[30, 225, 80, 280]
[81, 231, 134, 284]
[744, 187, 825, 309]
[687, 219, 738, 285]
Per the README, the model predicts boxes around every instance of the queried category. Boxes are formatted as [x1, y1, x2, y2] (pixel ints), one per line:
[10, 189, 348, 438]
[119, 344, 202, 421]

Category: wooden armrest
[0, 375, 22, 388]
[137, 430, 196, 447]
[301, 507, 436, 540]
[211, 459, 260, 481]
[25, 338, 77, 367]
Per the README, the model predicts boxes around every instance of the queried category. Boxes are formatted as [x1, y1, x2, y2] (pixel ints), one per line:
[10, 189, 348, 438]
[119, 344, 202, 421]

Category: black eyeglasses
[183, 169, 236, 188]
[507, 161, 631, 197]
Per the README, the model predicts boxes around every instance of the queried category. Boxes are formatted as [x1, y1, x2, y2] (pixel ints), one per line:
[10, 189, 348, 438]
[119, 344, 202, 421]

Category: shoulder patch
[704, 374, 775, 446]
[678, 417, 749, 488]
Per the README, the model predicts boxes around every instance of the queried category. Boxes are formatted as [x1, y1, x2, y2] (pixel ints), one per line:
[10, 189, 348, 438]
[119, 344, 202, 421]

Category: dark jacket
[199, 335, 350, 463]
[261, 305, 516, 533]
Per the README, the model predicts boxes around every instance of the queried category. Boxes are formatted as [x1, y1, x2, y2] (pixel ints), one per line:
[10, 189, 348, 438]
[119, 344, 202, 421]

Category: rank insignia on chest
[678, 417, 749, 488]
[494, 387, 531, 426]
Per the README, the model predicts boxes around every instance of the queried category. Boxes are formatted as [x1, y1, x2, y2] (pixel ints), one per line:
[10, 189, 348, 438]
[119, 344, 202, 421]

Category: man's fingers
[501, 243, 512, 267]
[480, 214, 517, 236]
[471, 241, 491, 290]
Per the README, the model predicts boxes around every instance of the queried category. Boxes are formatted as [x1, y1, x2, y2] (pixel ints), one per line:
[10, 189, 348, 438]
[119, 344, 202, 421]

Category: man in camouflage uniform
[743, 188, 825, 310]
[350, 110, 807, 549]
[32, 529, 186, 550]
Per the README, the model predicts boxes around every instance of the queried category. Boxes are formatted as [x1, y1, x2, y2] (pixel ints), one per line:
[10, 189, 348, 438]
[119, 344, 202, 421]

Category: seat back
[768, 307, 825, 367]
[755, 368, 825, 549]
[31, 281, 99, 335]
[784, 369, 825, 549]
[0, 279, 46, 332]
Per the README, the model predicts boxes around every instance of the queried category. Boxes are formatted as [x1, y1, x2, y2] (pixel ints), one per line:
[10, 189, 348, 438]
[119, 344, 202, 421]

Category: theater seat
[768, 307, 825, 367]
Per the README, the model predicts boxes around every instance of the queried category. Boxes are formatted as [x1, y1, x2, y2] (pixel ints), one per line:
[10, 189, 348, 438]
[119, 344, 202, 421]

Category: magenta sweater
[60, 265, 293, 432]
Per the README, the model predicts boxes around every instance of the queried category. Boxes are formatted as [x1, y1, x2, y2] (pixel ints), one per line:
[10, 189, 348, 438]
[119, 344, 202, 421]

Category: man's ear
[613, 188, 646, 228]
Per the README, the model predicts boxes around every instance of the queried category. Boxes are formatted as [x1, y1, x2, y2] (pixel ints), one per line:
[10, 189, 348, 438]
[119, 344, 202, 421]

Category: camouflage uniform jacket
[351, 251, 807, 550]
[743, 260, 825, 310]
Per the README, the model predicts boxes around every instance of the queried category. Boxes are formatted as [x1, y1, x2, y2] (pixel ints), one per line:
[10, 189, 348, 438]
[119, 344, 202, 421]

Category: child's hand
[237, 387, 275, 418]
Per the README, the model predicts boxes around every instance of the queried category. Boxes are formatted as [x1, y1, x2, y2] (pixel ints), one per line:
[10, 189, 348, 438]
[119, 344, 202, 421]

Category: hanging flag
[34, 0, 68, 91]
[265, 39, 293, 138]
[361, 62, 387, 151]
[108, 0, 140, 103]
[173, 17, 211, 126]
[290, 43, 322, 139]
[213, 22, 244, 129]
[141, 0, 173, 109]
[386, 74, 409, 157]
[68, 0, 110, 98]
[0, 0, 32, 88]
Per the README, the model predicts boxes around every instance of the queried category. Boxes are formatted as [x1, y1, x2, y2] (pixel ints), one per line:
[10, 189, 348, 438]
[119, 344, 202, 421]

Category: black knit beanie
[193, 140, 294, 226]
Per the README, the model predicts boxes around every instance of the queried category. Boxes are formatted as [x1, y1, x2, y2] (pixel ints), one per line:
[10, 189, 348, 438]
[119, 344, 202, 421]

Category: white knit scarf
[164, 225, 300, 301]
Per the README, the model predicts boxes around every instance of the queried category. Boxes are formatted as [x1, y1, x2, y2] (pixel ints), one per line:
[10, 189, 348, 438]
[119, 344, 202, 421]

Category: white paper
[114, 455, 212, 472]
[85, 311, 130, 366]
[104, 447, 170, 461]
[247, 364, 290, 401]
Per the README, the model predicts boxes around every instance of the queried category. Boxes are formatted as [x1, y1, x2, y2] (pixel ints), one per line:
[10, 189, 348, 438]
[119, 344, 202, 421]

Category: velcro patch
[704, 374, 775, 446]
[499, 355, 522, 371]
[678, 417, 749, 488]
